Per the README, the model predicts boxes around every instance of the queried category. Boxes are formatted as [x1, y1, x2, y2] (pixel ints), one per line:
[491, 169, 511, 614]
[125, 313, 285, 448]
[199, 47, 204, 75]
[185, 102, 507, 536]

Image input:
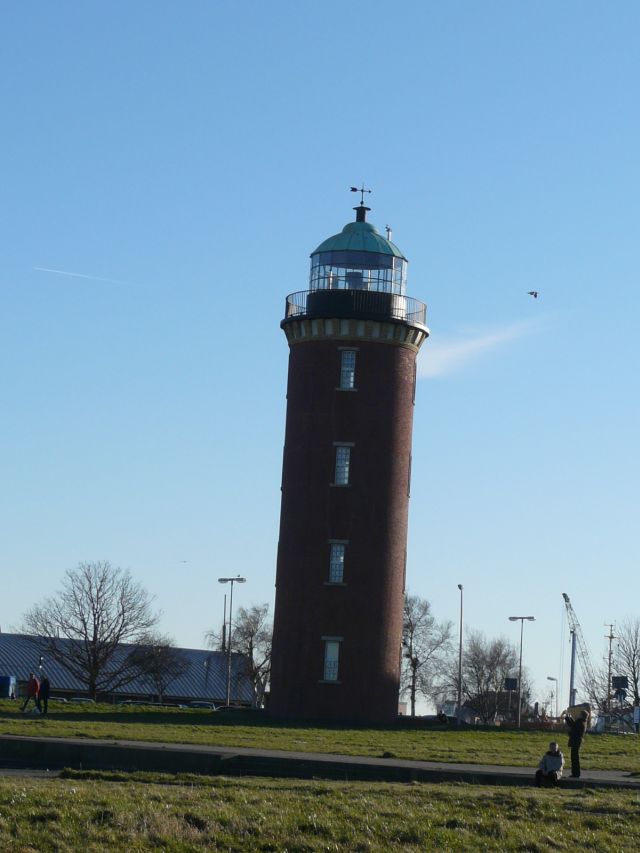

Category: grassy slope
[1, 772, 640, 852]
[1, 701, 639, 773]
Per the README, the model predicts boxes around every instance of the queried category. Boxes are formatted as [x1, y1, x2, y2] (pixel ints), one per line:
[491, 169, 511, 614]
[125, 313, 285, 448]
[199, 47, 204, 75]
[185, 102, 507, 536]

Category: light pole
[547, 676, 558, 718]
[221, 594, 227, 653]
[457, 584, 463, 719]
[508, 616, 535, 728]
[218, 575, 246, 707]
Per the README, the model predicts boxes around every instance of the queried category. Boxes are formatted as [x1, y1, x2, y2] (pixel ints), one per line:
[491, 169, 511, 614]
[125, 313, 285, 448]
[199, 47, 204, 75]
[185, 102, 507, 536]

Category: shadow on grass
[0, 705, 458, 733]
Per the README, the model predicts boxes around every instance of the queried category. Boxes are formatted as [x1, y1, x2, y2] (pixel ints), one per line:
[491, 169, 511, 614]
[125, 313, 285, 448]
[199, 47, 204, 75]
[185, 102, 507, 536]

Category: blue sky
[1, 1, 638, 712]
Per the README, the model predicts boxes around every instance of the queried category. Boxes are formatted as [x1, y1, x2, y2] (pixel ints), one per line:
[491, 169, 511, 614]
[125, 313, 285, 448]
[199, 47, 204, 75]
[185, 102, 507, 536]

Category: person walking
[565, 709, 589, 778]
[21, 673, 41, 713]
[39, 675, 51, 715]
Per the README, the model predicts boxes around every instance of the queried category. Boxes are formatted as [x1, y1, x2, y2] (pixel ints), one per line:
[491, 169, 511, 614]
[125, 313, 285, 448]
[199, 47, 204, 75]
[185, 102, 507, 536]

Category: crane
[562, 593, 601, 710]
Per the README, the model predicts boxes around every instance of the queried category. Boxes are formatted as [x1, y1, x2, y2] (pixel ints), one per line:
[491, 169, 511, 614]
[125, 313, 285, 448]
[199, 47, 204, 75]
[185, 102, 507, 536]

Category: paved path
[0, 767, 61, 778]
[1, 734, 638, 790]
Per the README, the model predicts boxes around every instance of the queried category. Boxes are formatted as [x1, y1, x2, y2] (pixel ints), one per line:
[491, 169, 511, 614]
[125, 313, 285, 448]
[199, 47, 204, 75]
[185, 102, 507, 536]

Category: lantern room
[309, 204, 408, 295]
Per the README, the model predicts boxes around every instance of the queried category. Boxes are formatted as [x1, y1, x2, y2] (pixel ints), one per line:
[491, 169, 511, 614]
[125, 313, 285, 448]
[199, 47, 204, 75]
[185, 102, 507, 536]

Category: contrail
[34, 266, 133, 286]
[418, 318, 541, 378]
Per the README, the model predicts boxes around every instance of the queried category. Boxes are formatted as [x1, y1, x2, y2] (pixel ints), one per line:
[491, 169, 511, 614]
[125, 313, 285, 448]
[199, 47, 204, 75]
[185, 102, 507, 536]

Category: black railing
[283, 289, 427, 328]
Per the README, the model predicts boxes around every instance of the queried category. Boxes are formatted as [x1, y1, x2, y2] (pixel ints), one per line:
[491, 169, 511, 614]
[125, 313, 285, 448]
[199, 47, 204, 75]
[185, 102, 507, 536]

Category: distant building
[0, 633, 253, 705]
[270, 199, 429, 723]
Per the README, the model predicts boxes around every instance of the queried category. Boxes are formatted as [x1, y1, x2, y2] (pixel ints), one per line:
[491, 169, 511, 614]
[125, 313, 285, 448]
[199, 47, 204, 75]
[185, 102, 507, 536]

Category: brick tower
[269, 196, 428, 723]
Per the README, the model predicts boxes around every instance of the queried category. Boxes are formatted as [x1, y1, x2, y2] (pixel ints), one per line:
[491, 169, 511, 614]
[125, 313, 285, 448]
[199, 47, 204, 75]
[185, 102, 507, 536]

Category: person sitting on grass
[535, 741, 564, 787]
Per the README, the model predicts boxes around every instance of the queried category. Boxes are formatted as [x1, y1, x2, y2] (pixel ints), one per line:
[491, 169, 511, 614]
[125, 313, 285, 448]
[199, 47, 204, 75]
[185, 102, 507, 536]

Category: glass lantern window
[309, 250, 407, 295]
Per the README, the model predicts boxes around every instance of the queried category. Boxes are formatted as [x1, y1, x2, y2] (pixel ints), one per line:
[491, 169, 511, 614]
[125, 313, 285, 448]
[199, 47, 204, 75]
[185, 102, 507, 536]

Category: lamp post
[547, 676, 558, 718]
[218, 575, 246, 707]
[457, 584, 463, 719]
[221, 594, 227, 653]
[508, 616, 535, 728]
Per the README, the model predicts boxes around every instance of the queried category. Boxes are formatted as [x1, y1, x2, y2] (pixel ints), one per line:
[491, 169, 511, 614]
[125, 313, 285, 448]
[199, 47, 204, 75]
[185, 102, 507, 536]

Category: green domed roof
[311, 218, 407, 261]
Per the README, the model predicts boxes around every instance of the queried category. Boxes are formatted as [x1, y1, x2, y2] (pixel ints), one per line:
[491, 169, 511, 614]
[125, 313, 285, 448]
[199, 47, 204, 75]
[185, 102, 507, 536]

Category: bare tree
[127, 633, 190, 702]
[401, 594, 453, 716]
[207, 603, 272, 708]
[21, 561, 158, 698]
[454, 631, 527, 724]
[585, 620, 640, 716]
[587, 664, 612, 715]
[616, 618, 640, 706]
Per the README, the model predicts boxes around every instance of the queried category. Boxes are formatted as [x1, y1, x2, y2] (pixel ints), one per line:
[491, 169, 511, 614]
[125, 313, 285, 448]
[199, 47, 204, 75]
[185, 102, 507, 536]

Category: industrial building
[0, 633, 253, 706]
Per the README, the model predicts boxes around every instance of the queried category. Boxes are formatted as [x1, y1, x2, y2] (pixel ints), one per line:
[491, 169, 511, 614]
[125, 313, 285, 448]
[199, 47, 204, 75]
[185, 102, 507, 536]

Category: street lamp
[547, 676, 558, 718]
[457, 584, 463, 720]
[218, 575, 246, 707]
[508, 616, 535, 728]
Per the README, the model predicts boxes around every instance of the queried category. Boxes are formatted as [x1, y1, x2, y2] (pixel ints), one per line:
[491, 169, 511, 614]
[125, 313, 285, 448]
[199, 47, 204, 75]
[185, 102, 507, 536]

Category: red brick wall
[270, 335, 419, 722]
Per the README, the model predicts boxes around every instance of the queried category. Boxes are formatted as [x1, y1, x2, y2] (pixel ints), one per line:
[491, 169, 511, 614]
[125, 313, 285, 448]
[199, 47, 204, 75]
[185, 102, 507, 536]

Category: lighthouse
[269, 194, 429, 722]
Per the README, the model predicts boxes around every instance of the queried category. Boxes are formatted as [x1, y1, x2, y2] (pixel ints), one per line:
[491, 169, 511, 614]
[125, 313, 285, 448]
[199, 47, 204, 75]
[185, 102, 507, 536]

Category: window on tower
[333, 445, 351, 485]
[323, 640, 341, 682]
[339, 350, 356, 390]
[328, 543, 346, 583]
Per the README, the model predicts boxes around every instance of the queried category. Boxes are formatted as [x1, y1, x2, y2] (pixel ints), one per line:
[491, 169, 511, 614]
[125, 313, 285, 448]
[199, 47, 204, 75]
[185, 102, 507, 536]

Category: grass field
[1, 770, 639, 851]
[2, 700, 639, 773]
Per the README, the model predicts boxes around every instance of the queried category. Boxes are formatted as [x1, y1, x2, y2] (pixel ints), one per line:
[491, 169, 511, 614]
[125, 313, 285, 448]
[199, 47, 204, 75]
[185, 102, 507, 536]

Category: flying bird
[527, 291, 539, 299]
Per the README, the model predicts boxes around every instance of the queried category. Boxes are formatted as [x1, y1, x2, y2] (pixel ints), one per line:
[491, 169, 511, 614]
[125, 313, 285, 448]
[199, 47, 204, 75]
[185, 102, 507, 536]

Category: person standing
[565, 709, 589, 778]
[39, 675, 50, 715]
[21, 673, 41, 713]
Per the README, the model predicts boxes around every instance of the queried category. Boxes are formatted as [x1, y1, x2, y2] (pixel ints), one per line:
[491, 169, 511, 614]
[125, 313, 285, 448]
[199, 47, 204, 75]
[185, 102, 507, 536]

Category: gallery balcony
[282, 288, 428, 331]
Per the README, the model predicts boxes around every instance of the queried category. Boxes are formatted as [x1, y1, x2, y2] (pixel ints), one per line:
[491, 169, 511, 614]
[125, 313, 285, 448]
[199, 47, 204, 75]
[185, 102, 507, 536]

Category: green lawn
[1, 771, 639, 851]
[1, 700, 639, 773]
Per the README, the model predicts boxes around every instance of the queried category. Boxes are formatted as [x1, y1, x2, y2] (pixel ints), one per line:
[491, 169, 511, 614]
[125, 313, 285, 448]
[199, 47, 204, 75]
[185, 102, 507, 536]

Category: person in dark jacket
[39, 675, 51, 715]
[565, 709, 589, 777]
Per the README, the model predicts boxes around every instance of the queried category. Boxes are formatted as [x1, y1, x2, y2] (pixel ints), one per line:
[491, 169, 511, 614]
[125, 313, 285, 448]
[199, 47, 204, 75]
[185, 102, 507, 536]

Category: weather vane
[350, 183, 372, 206]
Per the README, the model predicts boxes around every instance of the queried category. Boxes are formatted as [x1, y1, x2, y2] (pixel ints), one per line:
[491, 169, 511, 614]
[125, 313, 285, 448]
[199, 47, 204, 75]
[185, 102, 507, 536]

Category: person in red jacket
[21, 673, 41, 713]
